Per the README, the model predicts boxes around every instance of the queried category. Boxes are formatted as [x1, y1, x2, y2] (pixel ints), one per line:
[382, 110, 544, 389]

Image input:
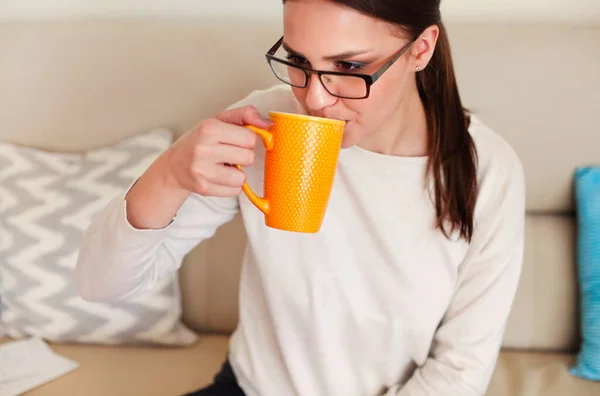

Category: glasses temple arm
[267, 36, 284, 55]
[371, 40, 416, 82]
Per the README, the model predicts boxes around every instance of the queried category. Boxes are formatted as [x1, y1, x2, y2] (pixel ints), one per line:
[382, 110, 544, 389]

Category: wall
[0, 0, 599, 24]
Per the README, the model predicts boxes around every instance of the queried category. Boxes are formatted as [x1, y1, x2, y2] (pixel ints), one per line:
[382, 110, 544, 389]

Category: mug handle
[235, 125, 275, 215]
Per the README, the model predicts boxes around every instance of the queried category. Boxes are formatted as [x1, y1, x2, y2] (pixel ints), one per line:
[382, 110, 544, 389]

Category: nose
[304, 73, 337, 113]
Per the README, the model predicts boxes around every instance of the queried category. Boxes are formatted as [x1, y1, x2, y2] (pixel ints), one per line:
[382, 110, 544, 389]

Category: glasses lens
[319, 74, 368, 99]
[269, 59, 307, 88]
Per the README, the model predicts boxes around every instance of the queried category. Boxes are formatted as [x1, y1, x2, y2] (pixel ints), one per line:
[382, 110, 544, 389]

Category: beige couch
[1, 20, 599, 396]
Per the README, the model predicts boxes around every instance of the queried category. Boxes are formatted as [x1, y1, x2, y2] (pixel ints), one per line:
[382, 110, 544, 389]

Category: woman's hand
[164, 105, 273, 197]
[125, 105, 272, 230]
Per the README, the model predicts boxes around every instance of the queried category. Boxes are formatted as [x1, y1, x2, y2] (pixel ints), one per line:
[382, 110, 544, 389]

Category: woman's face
[282, 0, 417, 149]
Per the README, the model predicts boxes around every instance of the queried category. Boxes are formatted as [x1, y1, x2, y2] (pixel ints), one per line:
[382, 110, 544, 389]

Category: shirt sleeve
[389, 151, 527, 396]
[75, 185, 239, 302]
[75, 84, 299, 302]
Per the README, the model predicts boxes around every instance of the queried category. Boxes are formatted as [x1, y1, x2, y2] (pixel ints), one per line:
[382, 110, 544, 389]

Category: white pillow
[0, 129, 198, 346]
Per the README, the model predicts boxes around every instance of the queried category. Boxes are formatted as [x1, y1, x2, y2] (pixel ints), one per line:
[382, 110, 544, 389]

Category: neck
[358, 88, 429, 157]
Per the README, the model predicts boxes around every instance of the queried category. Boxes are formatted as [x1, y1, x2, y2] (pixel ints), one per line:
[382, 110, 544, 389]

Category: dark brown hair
[283, 0, 478, 242]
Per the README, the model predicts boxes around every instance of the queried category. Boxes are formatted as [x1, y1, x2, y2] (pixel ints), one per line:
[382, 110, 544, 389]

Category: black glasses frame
[265, 36, 415, 99]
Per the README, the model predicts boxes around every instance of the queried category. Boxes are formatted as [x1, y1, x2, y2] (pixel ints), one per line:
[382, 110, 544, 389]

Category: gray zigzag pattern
[0, 152, 16, 325]
[1, 149, 56, 330]
[40, 143, 171, 341]
[0, 131, 193, 345]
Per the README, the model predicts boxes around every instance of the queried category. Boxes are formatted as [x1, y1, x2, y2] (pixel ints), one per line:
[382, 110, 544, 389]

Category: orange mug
[237, 111, 346, 233]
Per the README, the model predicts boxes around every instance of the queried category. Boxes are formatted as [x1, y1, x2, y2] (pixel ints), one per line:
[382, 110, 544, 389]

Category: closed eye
[286, 53, 309, 67]
[285, 53, 366, 73]
[336, 61, 366, 72]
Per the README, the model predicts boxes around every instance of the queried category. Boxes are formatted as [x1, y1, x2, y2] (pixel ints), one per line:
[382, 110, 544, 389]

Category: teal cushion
[570, 166, 600, 381]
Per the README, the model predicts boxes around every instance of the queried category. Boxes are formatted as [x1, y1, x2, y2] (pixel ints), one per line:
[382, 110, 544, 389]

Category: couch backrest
[1, 21, 599, 352]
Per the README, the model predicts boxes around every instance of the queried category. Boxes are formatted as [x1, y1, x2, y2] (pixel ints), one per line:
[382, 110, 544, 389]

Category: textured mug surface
[239, 112, 345, 233]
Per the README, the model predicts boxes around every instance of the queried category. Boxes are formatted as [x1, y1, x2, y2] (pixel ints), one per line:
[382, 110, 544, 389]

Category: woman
[76, 0, 526, 395]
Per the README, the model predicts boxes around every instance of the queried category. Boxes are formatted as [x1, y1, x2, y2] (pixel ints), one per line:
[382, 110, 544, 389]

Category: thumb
[216, 105, 273, 129]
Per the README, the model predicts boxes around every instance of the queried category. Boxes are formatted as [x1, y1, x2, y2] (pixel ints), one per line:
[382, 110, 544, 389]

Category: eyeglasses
[265, 36, 415, 100]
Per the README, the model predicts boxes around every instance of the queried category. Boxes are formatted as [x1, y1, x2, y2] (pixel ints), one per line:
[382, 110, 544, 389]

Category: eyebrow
[282, 41, 374, 61]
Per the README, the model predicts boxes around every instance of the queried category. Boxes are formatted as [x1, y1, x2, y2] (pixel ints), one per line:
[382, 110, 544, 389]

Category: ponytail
[417, 22, 478, 242]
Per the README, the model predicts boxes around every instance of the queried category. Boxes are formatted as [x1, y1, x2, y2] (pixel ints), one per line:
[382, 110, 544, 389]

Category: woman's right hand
[163, 105, 273, 197]
[124, 105, 273, 230]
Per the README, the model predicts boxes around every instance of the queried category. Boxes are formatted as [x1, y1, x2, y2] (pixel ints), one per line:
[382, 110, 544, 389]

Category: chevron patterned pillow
[0, 129, 198, 346]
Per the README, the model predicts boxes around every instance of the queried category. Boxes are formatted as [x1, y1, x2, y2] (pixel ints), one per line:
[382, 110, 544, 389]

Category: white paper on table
[0, 338, 79, 396]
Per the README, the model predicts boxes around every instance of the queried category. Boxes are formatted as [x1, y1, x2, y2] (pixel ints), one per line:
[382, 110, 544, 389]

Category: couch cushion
[570, 166, 600, 381]
[1, 21, 598, 345]
[501, 214, 579, 352]
[0, 335, 230, 396]
[0, 21, 281, 152]
[0, 129, 197, 347]
[1, 23, 598, 214]
[487, 351, 600, 396]
[4, 336, 598, 396]
[447, 24, 600, 214]
[182, 213, 583, 351]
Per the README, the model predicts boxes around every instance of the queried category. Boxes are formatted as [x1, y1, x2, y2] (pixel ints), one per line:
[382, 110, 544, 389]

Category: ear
[411, 25, 440, 72]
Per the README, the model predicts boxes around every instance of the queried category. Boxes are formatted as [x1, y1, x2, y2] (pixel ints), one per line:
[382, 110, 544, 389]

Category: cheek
[344, 90, 388, 131]
[357, 72, 408, 123]
[338, 100, 370, 146]
[339, 74, 407, 146]
[291, 86, 308, 108]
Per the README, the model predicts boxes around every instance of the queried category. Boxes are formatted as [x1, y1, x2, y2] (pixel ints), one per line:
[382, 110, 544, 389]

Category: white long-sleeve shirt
[76, 84, 526, 396]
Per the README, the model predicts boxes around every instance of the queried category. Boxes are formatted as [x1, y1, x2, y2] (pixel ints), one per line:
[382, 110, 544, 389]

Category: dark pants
[183, 359, 246, 396]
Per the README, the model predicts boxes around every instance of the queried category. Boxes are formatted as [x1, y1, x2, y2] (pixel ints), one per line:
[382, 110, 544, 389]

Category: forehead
[282, 1, 399, 49]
